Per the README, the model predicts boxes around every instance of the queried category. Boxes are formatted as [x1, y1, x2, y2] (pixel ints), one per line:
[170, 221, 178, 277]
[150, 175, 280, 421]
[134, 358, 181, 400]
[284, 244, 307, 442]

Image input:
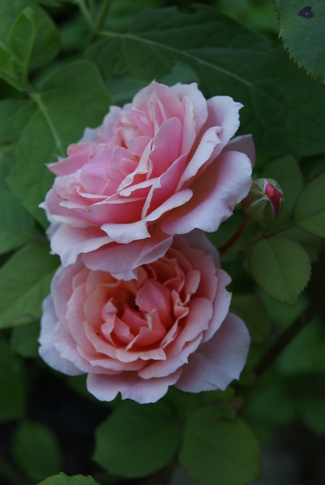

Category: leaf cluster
[1, 1, 325, 484]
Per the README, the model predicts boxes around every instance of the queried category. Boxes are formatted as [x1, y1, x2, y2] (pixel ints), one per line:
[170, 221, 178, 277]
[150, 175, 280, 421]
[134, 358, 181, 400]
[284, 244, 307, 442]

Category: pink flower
[41, 81, 254, 279]
[39, 232, 250, 404]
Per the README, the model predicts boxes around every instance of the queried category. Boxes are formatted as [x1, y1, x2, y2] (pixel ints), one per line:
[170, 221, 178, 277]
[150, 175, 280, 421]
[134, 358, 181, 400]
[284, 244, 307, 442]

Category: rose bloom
[41, 81, 254, 279]
[39, 232, 250, 404]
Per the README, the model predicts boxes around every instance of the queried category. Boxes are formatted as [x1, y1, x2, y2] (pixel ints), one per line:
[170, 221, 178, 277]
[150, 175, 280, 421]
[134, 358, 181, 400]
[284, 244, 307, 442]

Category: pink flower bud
[241, 178, 284, 222]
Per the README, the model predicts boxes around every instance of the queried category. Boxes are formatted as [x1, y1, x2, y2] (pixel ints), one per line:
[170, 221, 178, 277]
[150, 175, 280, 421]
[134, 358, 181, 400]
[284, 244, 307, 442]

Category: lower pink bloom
[39, 232, 250, 403]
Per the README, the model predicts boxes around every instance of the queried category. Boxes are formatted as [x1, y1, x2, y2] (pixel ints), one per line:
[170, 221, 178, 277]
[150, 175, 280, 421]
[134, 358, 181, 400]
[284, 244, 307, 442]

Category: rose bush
[41, 81, 254, 279]
[39, 232, 250, 404]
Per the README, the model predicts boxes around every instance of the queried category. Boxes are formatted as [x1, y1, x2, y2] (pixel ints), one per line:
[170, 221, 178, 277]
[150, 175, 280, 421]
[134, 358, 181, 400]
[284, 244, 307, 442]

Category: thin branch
[254, 293, 325, 378]
[96, 0, 114, 31]
[219, 217, 249, 253]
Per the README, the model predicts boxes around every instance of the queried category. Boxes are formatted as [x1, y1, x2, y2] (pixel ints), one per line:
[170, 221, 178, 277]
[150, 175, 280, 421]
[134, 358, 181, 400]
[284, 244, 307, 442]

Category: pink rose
[41, 81, 254, 279]
[39, 232, 250, 404]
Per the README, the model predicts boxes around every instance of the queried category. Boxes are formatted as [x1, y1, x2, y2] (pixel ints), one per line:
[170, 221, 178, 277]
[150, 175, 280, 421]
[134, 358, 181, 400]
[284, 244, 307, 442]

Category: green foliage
[11, 321, 40, 357]
[179, 408, 261, 485]
[8, 60, 110, 226]
[94, 401, 181, 477]
[0, 338, 24, 422]
[0, 0, 61, 69]
[0, 100, 37, 143]
[230, 294, 270, 343]
[37, 473, 100, 485]
[0, 147, 35, 254]
[0, 243, 59, 328]
[9, 7, 38, 84]
[276, 1, 325, 83]
[294, 171, 325, 237]
[299, 395, 325, 435]
[12, 421, 63, 481]
[249, 237, 311, 304]
[0, 1, 325, 484]
[278, 317, 325, 374]
[87, 5, 325, 158]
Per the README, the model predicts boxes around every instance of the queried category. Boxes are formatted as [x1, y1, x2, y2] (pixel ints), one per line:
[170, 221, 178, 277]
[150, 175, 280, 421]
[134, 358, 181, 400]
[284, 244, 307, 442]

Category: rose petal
[39, 296, 82, 376]
[82, 228, 173, 280]
[50, 224, 112, 266]
[162, 150, 252, 235]
[87, 367, 182, 403]
[176, 313, 250, 393]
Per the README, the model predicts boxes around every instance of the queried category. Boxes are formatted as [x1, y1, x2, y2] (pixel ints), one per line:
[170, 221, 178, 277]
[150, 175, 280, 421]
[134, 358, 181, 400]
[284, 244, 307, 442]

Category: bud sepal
[242, 178, 284, 222]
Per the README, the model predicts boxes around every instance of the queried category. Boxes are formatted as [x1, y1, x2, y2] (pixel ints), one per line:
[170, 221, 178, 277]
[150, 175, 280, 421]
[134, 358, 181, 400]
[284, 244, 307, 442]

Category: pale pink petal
[150, 117, 183, 177]
[50, 224, 112, 266]
[126, 312, 166, 349]
[38, 296, 82, 376]
[175, 230, 220, 266]
[82, 229, 173, 281]
[136, 280, 171, 326]
[205, 96, 242, 145]
[133, 81, 184, 121]
[87, 368, 182, 403]
[172, 82, 208, 136]
[48, 142, 96, 176]
[162, 150, 252, 235]
[202, 269, 232, 343]
[142, 154, 188, 217]
[177, 126, 223, 189]
[139, 335, 202, 379]
[145, 189, 193, 222]
[224, 134, 255, 166]
[176, 313, 250, 393]
[51, 264, 82, 322]
[101, 219, 150, 244]
[167, 297, 213, 357]
[54, 321, 93, 373]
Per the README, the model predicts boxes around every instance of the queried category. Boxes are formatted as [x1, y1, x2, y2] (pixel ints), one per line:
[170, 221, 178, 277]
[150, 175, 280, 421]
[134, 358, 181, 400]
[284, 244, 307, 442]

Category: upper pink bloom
[41, 81, 254, 279]
[39, 232, 250, 404]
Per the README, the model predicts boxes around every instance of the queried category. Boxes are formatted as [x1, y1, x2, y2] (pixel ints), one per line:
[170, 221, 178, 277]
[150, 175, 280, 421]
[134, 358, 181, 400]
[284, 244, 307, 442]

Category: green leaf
[300, 395, 325, 435]
[9, 7, 38, 84]
[278, 317, 325, 374]
[294, 172, 325, 237]
[0, 1, 60, 70]
[0, 338, 24, 422]
[37, 473, 100, 485]
[249, 237, 311, 304]
[262, 156, 303, 229]
[230, 294, 270, 343]
[11, 321, 40, 358]
[0, 99, 37, 143]
[179, 408, 260, 485]
[94, 401, 181, 478]
[0, 147, 35, 253]
[0, 40, 25, 91]
[244, 377, 296, 426]
[0, 243, 59, 328]
[87, 6, 325, 157]
[276, 1, 325, 83]
[7, 60, 110, 226]
[12, 421, 62, 481]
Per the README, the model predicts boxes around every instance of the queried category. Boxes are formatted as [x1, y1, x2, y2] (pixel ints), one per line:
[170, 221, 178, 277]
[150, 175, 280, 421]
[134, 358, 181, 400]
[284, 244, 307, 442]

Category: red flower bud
[241, 178, 284, 222]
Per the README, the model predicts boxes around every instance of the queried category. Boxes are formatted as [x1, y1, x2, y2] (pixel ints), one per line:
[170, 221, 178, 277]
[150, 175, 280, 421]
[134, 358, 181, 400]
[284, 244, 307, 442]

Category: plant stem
[264, 221, 296, 239]
[231, 220, 297, 253]
[96, 0, 113, 31]
[219, 217, 249, 253]
[254, 292, 325, 378]
[75, 0, 92, 27]
[88, 0, 96, 23]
